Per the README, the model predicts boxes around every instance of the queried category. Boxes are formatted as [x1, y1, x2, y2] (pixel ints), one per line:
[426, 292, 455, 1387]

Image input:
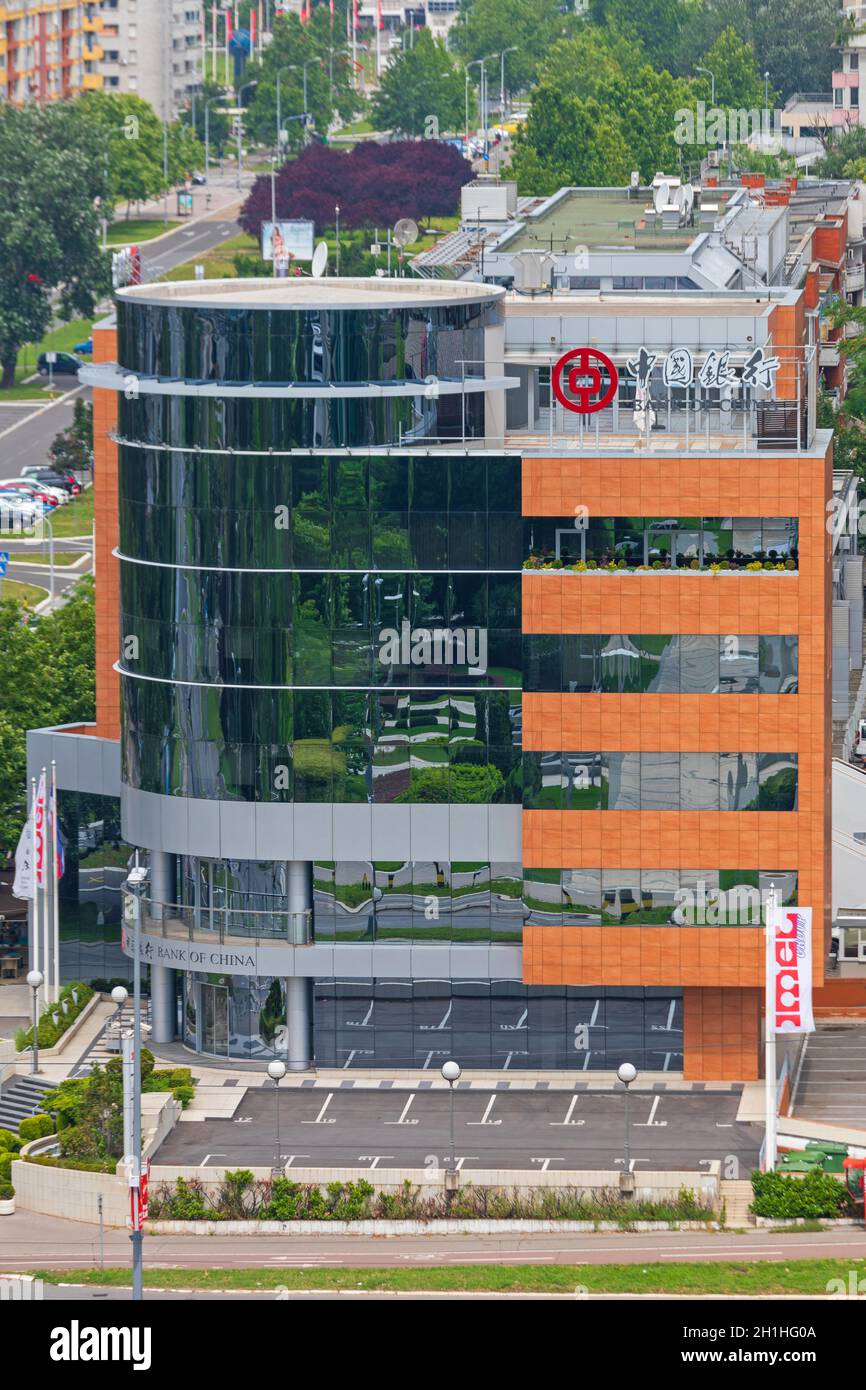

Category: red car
[0, 482, 59, 508]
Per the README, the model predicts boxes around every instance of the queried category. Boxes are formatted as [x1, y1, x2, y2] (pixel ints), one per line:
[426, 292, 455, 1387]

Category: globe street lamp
[267, 1059, 287, 1174]
[617, 1061, 637, 1190]
[441, 1059, 461, 1176]
[26, 970, 43, 1075]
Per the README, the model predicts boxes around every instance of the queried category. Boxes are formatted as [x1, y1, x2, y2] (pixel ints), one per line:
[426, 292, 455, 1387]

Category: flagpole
[39, 767, 48, 1011]
[51, 760, 60, 1005]
[30, 775, 40, 1001]
[764, 879, 777, 1172]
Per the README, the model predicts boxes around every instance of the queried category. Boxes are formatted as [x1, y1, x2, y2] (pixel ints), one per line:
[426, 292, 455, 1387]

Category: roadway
[1, 1211, 864, 1274]
[153, 1086, 762, 1173]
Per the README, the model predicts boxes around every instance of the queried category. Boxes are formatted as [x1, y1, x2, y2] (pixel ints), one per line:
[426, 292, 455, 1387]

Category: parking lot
[154, 1086, 761, 1173]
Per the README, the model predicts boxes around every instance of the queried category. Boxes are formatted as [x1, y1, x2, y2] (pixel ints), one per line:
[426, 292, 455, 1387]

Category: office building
[0, 1, 100, 103]
[95, 0, 203, 120]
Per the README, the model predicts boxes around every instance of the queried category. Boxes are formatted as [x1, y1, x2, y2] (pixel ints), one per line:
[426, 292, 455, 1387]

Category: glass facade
[525, 515, 798, 570]
[524, 634, 798, 693]
[56, 791, 133, 990]
[523, 752, 798, 811]
[523, 868, 797, 926]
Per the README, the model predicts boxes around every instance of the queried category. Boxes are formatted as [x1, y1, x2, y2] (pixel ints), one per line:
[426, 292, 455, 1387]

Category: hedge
[750, 1168, 851, 1219]
[15, 981, 95, 1052]
[0, 1153, 12, 1183]
[23, 1154, 115, 1174]
[0, 1182, 14, 1200]
[0, 1129, 20, 1153]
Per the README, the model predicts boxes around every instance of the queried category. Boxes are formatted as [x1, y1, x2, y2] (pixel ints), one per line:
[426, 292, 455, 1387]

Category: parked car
[0, 481, 60, 508]
[37, 351, 82, 377]
[73, 337, 93, 355]
[0, 497, 40, 530]
[856, 719, 866, 760]
[191, 172, 207, 185]
[22, 466, 81, 496]
[2, 477, 67, 505]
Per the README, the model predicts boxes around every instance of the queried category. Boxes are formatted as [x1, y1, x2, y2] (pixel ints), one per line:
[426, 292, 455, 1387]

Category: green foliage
[371, 30, 466, 138]
[397, 762, 505, 804]
[23, 1153, 115, 1174]
[153, 1176, 209, 1221]
[73, 91, 203, 214]
[750, 1169, 851, 1219]
[243, 8, 358, 151]
[0, 581, 95, 855]
[0, 1152, 13, 1182]
[451, 0, 578, 96]
[698, 25, 768, 109]
[731, 144, 795, 177]
[15, 982, 95, 1053]
[0, 102, 110, 387]
[817, 125, 866, 183]
[49, 399, 94, 475]
[17, 1114, 55, 1144]
[0, 1129, 20, 1153]
[0, 1182, 14, 1201]
[187, 79, 232, 158]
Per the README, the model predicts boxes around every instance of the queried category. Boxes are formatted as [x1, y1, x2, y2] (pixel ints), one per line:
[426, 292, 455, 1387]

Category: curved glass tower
[99, 279, 523, 1065]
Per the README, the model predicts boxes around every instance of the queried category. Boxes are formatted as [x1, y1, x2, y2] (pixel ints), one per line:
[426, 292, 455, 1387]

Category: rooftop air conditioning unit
[708, 149, 720, 167]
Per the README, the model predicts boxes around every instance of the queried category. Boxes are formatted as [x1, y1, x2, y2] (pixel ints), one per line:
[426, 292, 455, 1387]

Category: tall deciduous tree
[74, 91, 204, 218]
[0, 104, 110, 389]
[242, 8, 358, 150]
[450, 0, 577, 98]
[372, 30, 467, 138]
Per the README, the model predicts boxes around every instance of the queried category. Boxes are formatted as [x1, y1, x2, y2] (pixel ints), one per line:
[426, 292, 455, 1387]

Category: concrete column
[149, 850, 177, 1042]
[286, 861, 313, 1070]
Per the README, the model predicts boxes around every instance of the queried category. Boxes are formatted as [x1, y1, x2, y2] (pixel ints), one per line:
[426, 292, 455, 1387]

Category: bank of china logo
[377, 619, 488, 676]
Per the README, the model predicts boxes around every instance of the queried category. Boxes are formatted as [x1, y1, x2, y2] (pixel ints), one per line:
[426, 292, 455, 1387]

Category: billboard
[262, 219, 314, 264]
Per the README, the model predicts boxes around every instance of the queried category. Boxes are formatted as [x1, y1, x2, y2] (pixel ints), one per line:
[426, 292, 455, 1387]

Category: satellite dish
[310, 241, 328, 278]
[682, 183, 695, 214]
[653, 182, 670, 213]
[393, 218, 419, 248]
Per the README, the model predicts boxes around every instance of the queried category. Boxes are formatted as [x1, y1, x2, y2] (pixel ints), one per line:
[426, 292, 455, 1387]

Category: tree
[816, 124, 866, 181]
[698, 26, 767, 110]
[510, 87, 632, 192]
[372, 30, 467, 138]
[0, 579, 95, 854]
[49, 400, 94, 476]
[185, 78, 233, 159]
[749, 0, 839, 103]
[450, 0, 578, 98]
[590, 0, 691, 69]
[0, 103, 110, 390]
[240, 139, 473, 235]
[73, 91, 203, 218]
[242, 8, 358, 151]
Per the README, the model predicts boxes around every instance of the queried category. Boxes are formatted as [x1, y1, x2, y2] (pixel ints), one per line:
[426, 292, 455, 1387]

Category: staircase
[792, 1024, 866, 1126]
[0, 1074, 56, 1135]
[720, 1179, 755, 1228]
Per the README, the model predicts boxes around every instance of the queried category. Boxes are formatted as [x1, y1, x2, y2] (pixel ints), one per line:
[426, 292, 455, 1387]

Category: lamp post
[99, 124, 132, 252]
[236, 80, 258, 191]
[204, 96, 222, 185]
[467, 59, 485, 160]
[617, 1061, 637, 1187]
[267, 1059, 287, 1173]
[764, 71, 771, 111]
[278, 60, 316, 149]
[26, 970, 43, 1075]
[499, 47, 517, 120]
[695, 65, 715, 105]
[441, 1059, 461, 1176]
[335, 203, 341, 275]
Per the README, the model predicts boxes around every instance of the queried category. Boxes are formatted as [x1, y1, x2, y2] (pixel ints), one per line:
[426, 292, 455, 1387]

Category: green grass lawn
[0, 577, 48, 609]
[10, 551, 86, 567]
[13, 489, 94, 540]
[30, 1258, 866, 1296]
[105, 219, 180, 245]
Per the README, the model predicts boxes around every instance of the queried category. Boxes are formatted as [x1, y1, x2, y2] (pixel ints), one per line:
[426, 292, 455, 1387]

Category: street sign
[0, 552, 9, 577]
[45, 352, 57, 365]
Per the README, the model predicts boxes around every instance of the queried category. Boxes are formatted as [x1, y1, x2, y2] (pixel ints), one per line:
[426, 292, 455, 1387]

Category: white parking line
[550, 1096, 586, 1127]
[385, 1095, 419, 1125]
[467, 1096, 502, 1126]
[358, 1154, 394, 1169]
[530, 1157, 564, 1172]
[199, 1153, 227, 1166]
[634, 1096, 668, 1127]
[302, 1093, 337, 1124]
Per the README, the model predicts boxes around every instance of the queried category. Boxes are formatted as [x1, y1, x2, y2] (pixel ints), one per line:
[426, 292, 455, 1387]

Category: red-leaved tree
[240, 140, 473, 237]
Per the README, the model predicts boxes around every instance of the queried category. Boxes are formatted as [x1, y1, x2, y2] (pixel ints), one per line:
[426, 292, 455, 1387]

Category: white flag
[33, 770, 46, 890]
[12, 813, 34, 900]
[768, 906, 815, 1034]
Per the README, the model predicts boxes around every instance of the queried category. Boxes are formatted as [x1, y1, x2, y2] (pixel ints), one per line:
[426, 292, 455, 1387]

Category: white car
[856, 720, 866, 759]
[0, 477, 68, 505]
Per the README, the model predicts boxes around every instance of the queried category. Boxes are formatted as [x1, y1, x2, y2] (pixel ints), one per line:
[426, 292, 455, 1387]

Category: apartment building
[0, 0, 101, 103]
[96, 0, 203, 120]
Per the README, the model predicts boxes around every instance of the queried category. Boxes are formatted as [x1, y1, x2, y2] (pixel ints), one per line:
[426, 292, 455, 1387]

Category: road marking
[385, 1094, 419, 1126]
[467, 1095, 502, 1126]
[454, 1156, 478, 1170]
[614, 1158, 652, 1172]
[634, 1096, 667, 1127]
[500, 1008, 528, 1032]
[302, 1092, 336, 1124]
[419, 1002, 452, 1031]
[234, 1116, 253, 1124]
[358, 1155, 394, 1170]
[199, 1153, 227, 1166]
[346, 1001, 374, 1028]
[550, 1095, 585, 1127]
[530, 1157, 564, 1172]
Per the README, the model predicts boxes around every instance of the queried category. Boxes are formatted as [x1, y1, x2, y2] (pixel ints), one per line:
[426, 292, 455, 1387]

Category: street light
[26, 970, 43, 1075]
[694, 65, 716, 105]
[236, 80, 258, 190]
[499, 47, 517, 120]
[617, 1061, 637, 1187]
[204, 96, 223, 185]
[335, 204, 341, 275]
[99, 123, 131, 252]
[267, 1059, 287, 1174]
[764, 70, 771, 111]
[441, 1059, 461, 1175]
[277, 60, 317, 149]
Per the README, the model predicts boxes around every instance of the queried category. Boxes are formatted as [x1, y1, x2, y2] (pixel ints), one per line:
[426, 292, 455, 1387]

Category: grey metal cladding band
[120, 784, 523, 863]
[80, 363, 520, 398]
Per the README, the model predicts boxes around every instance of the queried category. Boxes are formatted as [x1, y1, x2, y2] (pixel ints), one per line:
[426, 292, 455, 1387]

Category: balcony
[846, 262, 865, 292]
[125, 893, 313, 950]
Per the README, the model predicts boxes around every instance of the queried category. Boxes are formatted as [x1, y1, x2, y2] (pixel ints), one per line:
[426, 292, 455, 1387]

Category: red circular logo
[552, 348, 619, 415]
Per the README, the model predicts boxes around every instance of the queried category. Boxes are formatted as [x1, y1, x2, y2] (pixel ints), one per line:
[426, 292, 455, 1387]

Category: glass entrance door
[200, 982, 229, 1056]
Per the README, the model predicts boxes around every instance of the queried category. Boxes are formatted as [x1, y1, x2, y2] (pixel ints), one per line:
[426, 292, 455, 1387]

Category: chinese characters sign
[768, 906, 815, 1035]
[552, 345, 781, 414]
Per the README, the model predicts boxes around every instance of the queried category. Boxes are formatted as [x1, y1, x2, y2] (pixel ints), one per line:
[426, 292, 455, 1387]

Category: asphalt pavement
[154, 1086, 762, 1173]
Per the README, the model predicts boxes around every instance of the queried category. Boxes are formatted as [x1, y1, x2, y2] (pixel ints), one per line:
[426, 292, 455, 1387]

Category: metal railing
[130, 894, 313, 948]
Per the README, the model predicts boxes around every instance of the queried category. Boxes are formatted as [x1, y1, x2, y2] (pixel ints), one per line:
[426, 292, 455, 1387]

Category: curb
[146, 1217, 722, 1236]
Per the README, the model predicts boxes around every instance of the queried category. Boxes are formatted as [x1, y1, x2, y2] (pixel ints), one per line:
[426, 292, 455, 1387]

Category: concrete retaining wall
[148, 1218, 721, 1236]
[10, 1158, 128, 1226]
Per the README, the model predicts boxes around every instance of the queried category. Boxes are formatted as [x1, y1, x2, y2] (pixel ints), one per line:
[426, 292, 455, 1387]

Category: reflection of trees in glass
[259, 979, 286, 1046]
[398, 763, 504, 803]
[757, 768, 797, 811]
[294, 740, 346, 799]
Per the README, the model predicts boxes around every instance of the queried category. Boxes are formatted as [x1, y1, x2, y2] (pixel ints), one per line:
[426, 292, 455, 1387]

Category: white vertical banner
[12, 810, 34, 901]
[768, 905, 815, 1034]
[34, 769, 47, 1001]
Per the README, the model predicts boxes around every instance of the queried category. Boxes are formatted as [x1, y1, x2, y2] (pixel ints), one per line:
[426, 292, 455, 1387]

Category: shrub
[750, 1168, 851, 1219]
[15, 981, 94, 1052]
[173, 1085, 195, 1109]
[0, 1129, 20, 1153]
[0, 1152, 13, 1182]
[18, 1114, 55, 1144]
[0, 1182, 14, 1200]
[24, 1154, 115, 1174]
